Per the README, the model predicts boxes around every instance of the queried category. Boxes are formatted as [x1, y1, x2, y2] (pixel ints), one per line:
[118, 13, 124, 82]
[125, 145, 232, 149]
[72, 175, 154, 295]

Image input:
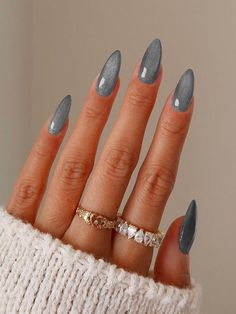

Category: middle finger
[64, 38, 162, 258]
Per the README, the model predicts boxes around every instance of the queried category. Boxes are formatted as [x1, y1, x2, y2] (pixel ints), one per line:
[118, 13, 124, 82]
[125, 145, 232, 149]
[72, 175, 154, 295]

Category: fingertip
[132, 60, 163, 88]
[165, 89, 194, 114]
[40, 113, 69, 147]
[89, 73, 120, 101]
[93, 50, 121, 98]
[157, 89, 194, 139]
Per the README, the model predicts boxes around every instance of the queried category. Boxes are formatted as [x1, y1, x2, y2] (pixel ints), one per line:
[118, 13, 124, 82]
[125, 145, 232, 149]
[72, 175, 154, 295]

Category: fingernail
[179, 200, 197, 254]
[139, 38, 162, 84]
[48, 95, 71, 134]
[96, 50, 121, 97]
[172, 69, 194, 112]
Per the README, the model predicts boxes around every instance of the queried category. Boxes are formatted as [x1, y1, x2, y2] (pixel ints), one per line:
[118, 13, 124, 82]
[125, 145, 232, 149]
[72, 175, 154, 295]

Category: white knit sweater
[0, 205, 202, 313]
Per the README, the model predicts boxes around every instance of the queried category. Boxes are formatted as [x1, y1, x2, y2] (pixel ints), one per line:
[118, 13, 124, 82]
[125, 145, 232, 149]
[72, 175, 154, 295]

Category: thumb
[154, 200, 197, 288]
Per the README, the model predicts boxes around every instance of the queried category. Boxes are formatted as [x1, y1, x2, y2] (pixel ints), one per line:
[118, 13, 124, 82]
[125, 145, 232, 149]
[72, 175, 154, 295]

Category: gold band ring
[76, 205, 116, 230]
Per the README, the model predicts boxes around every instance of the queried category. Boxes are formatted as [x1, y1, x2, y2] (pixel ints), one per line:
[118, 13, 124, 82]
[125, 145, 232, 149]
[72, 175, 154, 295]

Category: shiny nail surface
[48, 95, 71, 134]
[172, 69, 194, 112]
[179, 200, 197, 254]
[96, 50, 121, 97]
[139, 38, 162, 84]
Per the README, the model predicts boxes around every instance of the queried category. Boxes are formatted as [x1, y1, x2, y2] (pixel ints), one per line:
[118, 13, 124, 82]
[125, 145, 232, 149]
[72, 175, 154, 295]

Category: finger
[6, 95, 71, 223]
[154, 200, 197, 288]
[64, 38, 163, 258]
[113, 69, 194, 275]
[35, 50, 121, 237]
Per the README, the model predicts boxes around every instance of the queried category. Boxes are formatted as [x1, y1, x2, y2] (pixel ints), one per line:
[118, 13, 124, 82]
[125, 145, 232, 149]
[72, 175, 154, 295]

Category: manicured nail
[139, 38, 162, 84]
[48, 95, 71, 134]
[172, 69, 194, 112]
[96, 50, 121, 97]
[179, 200, 197, 254]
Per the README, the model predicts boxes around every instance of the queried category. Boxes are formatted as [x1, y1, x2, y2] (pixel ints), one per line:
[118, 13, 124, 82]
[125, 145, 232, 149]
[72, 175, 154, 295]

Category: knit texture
[0, 205, 202, 314]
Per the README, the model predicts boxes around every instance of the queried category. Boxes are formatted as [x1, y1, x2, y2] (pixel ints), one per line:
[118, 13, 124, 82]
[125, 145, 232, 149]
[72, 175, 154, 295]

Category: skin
[6, 57, 194, 289]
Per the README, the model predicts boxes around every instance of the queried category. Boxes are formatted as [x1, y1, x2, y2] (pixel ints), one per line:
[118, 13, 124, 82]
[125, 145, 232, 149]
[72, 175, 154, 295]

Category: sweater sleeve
[0, 205, 202, 314]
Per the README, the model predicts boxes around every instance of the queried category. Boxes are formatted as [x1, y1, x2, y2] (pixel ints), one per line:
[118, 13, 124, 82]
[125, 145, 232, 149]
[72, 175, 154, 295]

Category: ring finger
[113, 69, 195, 275]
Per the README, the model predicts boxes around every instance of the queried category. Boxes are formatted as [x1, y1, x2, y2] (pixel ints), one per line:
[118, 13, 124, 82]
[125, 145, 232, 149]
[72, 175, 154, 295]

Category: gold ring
[76, 205, 116, 230]
[115, 215, 165, 248]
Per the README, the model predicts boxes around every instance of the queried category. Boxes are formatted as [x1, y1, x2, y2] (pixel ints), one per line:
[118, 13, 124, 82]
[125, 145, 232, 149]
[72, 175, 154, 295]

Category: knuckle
[127, 88, 154, 111]
[14, 178, 41, 208]
[102, 146, 137, 180]
[83, 102, 109, 121]
[60, 157, 91, 187]
[33, 142, 50, 161]
[138, 165, 175, 207]
[160, 118, 186, 138]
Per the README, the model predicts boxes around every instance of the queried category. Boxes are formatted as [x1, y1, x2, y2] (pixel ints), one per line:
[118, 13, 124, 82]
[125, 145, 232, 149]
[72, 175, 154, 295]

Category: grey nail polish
[139, 38, 162, 84]
[172, 69, 194, 112]
[179, 200, 197, 254]
[96, 50, 121, 97]
[48, 95, 71, 134]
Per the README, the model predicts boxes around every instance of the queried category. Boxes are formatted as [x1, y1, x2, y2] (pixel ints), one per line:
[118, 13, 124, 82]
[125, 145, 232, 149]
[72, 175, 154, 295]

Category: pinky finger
[154, 200, 197, 288]
[6, 95, 71, 223]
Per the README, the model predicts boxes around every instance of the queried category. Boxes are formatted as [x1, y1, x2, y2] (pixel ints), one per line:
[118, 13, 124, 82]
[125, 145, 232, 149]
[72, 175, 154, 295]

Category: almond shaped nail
[139, 38, 162, 84]
[96, 50, 121, 97]
[48, 95, 71, 134]
[179, 200, 197, 254]
[172, 69, 194, 112]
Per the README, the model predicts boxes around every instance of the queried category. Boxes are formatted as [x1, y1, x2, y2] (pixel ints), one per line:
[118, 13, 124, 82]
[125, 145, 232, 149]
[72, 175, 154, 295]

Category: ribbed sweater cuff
[0, 205, 202, 313]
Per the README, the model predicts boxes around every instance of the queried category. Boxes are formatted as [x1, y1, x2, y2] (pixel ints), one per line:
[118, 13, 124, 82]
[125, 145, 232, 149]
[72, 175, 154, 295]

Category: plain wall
[0, 1, 32, 203]
[1, 1, 235, 313]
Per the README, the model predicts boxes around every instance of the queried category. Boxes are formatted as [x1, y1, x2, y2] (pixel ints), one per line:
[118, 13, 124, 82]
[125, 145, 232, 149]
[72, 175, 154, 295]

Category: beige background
[1, 1, 236, 313]
[0, 1, 32, 202]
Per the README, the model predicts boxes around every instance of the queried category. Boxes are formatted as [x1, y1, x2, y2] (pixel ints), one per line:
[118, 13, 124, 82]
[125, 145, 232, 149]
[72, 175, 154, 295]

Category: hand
[6, 38, 196, 289]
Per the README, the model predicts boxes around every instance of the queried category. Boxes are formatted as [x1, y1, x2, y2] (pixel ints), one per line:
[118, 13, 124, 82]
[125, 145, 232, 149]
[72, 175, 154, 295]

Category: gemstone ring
[115, 215, 165, 248]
